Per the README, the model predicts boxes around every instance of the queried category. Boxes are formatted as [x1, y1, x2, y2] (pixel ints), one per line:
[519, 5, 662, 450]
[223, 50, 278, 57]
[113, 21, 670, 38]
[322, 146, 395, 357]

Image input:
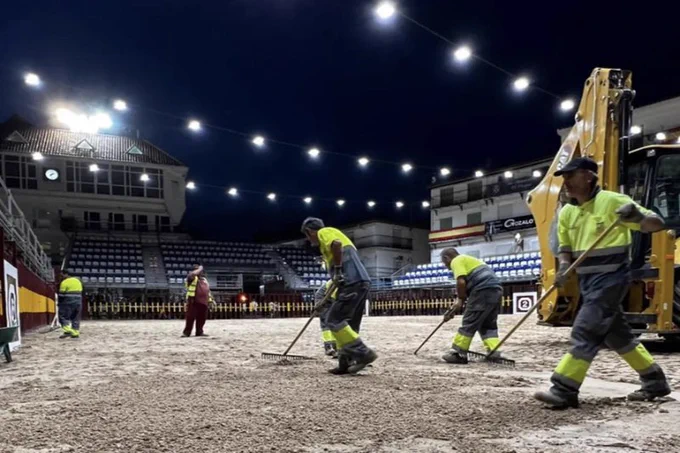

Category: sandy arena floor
[1, 315, 680, 453]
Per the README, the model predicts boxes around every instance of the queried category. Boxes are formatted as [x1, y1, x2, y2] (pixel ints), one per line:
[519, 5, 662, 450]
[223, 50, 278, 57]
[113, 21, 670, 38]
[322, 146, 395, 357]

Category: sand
[1, 315, 679, 453]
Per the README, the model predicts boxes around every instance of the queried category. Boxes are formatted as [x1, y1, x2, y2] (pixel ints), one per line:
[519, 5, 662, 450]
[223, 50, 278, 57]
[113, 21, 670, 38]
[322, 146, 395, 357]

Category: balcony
[432, 174, 544, 208]
[353, 235, 413, 250]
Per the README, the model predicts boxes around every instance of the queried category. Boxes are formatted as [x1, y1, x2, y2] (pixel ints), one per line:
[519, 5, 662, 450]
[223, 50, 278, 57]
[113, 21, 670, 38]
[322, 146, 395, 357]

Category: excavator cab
[527, 68, 680, 341]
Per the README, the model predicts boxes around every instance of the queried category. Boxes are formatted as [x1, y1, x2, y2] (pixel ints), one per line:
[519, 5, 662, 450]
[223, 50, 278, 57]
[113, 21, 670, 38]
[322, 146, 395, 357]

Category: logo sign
[486, 214, 536, 235]
[513, 291, 537, 314]
[4, 260, 21, 351]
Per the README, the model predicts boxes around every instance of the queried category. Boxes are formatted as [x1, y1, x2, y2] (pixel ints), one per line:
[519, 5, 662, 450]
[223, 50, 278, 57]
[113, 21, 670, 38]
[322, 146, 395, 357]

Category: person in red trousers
[183, 264, 212, 337]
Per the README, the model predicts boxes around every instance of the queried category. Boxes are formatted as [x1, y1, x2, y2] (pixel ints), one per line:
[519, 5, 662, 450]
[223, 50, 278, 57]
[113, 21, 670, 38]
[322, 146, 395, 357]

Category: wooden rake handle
[486, 219, 622, 358]
[282, 281, 338, 357]
[413, 301, 460, 355]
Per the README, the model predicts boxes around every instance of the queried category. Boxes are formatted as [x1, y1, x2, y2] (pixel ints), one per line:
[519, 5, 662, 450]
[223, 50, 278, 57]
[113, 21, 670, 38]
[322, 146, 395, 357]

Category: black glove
[332, 265, 345, 286]
[443, 300, 463, 322]
[555, 262, 570, 288]
[616, 203, 644, 223]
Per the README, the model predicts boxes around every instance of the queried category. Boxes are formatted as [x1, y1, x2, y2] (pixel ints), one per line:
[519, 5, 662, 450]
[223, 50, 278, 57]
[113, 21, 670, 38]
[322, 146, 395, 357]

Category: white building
[428, 159, 551, 262]
[0, 116, 188, 261]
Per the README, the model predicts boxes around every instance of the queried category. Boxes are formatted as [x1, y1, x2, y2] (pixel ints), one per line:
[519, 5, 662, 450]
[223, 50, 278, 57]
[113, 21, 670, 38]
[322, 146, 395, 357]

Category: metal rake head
[260, 352, 315, 362]
[466, 350, 516, 367]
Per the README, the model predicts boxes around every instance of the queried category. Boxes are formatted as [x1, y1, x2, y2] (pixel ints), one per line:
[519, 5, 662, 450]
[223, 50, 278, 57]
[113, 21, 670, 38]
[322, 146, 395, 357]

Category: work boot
[59, 332, 72, 339]
[329, 355, 350, 375]
[196, 333, 209, 337]
[348, 349, 378, 374]
[70, 331, 80, 339]
[534, 390, 579, 409]
[442, 350, 468, 364]
[181, 333, 190, 338]
[627, 385, 671, 401]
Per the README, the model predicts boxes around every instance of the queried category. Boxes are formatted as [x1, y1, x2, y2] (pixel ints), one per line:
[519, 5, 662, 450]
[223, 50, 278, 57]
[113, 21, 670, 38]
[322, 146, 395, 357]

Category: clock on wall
[44, 169, 60, 181]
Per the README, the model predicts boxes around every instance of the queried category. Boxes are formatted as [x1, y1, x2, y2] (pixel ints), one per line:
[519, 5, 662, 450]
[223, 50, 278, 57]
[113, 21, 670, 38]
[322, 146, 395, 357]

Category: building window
[133, 214, 148, 232]
[155, 215, 171, 232]
[2, 155, 37, 189]
[439, 217, 453, 230]
[64, 161, 164, 199]
[108, 213, 125, 231]
[467, 212, 482, 225]
[498, 204, 513, 219]
[84, 211, 101, 230]
[440, 187, 454, 207]
[468, 180, 483, 202]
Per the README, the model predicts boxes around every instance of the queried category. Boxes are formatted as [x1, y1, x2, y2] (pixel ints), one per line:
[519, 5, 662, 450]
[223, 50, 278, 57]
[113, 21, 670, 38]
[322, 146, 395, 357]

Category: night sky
[2, 1, 679, 241]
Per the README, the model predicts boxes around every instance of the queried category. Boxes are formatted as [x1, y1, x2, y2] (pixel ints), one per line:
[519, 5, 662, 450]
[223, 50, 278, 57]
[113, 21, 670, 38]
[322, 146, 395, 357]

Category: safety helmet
[301, 217, 324, 233]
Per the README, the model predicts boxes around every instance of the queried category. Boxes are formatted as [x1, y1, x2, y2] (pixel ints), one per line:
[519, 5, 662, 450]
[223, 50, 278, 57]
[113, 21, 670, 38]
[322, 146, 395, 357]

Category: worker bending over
[316, 279, 338, 358]
[301, 217, 377, 374]
[58, 270, 83, 339]
[535, 157, 671, 408]
[440, 249, 503, 364]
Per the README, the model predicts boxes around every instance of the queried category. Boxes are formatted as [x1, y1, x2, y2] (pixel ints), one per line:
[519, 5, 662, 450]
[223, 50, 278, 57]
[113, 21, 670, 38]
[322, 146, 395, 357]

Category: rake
[261, 282, 337, 362]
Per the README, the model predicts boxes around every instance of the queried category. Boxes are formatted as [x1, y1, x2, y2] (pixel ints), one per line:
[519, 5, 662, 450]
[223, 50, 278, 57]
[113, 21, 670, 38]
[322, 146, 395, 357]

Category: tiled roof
[0, 125, 185, 167]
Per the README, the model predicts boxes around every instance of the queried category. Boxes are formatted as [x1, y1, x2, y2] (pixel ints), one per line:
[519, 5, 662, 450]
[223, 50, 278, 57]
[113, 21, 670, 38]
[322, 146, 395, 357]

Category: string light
[303, 196, 313, 204]
[186, 181, 196, 190]
[252, 135, 265, 147]
[188, 120, 201, 131]
[656, 132, 667, 141]
[401, 163, 413, 173]
[630, 125, 642, 135]
[375, 1, 396, 20]
[308, 148, 320, 159]
[474, 170, 484, 177]
[228, 187, 238, 197]
[532, 170, 542, 178]
[560, 99, 575, 111]
[395, 201, 404, 209]
[421, 200, 430, 208]
[140, 173, 150, 182]
[267, 192, 276, 201]
[113, 100, 127, 111]
[367, 200, 376, 208]
[89, 164, 99, 172]
[677, 137, 680, 144]
[32, 152, 44, 161]
[337, 199, 346, 207]
[358, 156, 370, 167]
[453, 46, 472, 63]
[440, 167, 451, 176]
[24, 73, 40, 87]
[504, 171, 513, 179]
[513, 77, 530, 92]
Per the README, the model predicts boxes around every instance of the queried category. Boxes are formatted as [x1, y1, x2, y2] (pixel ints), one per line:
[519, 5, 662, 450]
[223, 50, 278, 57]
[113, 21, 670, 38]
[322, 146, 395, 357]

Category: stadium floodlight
[395, 201, 404, 209]
[308, 148, 320, 159]
[358, 156, 370, 167]
[24, 73, 41, 87]
[513, 76, 530, 92]
[453, 46, 472, 63]
[188, 120, 201, 131]
[267, 192, 276, 201]
[401, 163, 413, 173]
[228, 187, 238, 196]
[31, 152, 44, 161]
[630, 125, 642, 136]
[504, 171, 513, 178]
[375, 1, 396, 20]
[475, 170, 484, 178]
[440, 167, 451, 176]
[140, 173, 150, 182]
[89, 164, 99, 172]
[367, 200, 376, 208]
[113, 99, 127, 111]
[252, 136, 265, 147]
[656, 132, 667, 141]
[337, 199, 346, 207]
[186, 181, 196, 190]
[560, 99, 575, 111]
[303, 196, 312, 204]
[94, 113, 113, 130]
[532, 170, 542, 178]
[422, 200, 430, 208]
[677, 137, 680, 144]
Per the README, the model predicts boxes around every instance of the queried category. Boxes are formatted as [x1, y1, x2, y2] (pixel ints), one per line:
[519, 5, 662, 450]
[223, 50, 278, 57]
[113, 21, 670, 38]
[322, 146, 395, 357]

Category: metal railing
[0, 176, 54, 281]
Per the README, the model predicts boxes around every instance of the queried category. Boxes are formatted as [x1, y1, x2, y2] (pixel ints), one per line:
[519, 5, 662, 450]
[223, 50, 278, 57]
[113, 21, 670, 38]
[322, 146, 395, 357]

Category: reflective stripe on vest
[185, 277, 199, 298]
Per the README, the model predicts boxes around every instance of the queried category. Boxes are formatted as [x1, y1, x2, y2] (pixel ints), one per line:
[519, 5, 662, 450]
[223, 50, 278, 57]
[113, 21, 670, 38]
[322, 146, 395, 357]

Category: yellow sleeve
[450, 256, 468, 279]
[557, 207, 572, 252]
[609, 193, 651, 231]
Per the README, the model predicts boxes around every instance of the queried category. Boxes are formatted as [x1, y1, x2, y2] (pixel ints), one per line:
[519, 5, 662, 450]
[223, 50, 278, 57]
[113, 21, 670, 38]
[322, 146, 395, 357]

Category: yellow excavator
[527, 68, 680, 341]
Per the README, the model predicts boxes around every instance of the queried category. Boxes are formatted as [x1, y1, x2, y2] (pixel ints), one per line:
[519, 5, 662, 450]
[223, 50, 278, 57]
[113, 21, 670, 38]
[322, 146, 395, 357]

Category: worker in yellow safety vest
[440, 249, 503, 364]
[183, 264, 214, 337]
[58, 270, 83, 339]
[315, 279, 339, 357]
[535, 157, 671, 408]
[302, 217, 377, 375]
